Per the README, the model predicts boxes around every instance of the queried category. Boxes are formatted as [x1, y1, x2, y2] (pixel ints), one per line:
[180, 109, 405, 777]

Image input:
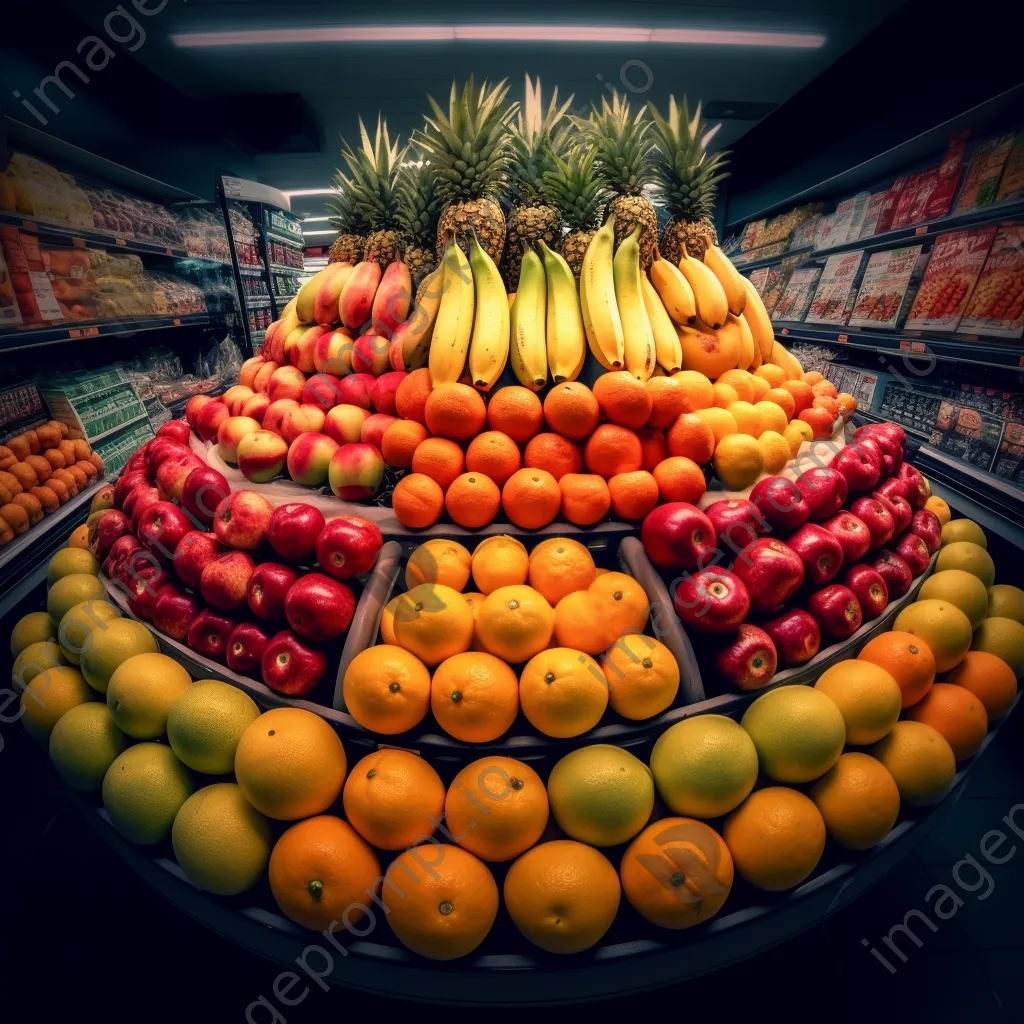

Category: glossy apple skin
[821, 511, 872, 564]
[126, 567, 170, 621]
[830, 442, 881, 493]
[281, 405, 327, 445]
[302, 373, 343, 413]
[749, 476, 810, 535]
[115, 469, 148, 510]
[155, 452, 203, 502]
[877, 489, 913, 535]
[911, 509, 942, 553]
[762, 608, 821, 667]
[89, 509, 132, 561]
[173, 531, 221, 589]
[196, 400, 230, 443]
[213, 490, 274, 552]
[795, 466, 848, 522]
[848, 495, 896, 549]
[641, 502, 717, 571]
[125, 485, 161, 530]
[157, 420, 191, 445]
[226, 622, 271, 676]
[731, 538, 805, 612]
[316, 516, 383, 579]
[703, 499, 765, 555]
[180, 466, 231, 526]
[844, 564, 889, 619]
[324, 405, 370, 445]
[360, 413, 398, 451]
[101, 535, 142, 579]
[137, 502, 192, 566]
[370, 372, 406, 415]
[266, 503, 326, 563]
[185, 394, 216, 429]
[200, 551, 256, 610]
[673, 566, 751, 634]
[714, 624, 778, 691]
[872, 550, 914, 599]
[262, 630, 328, 696]
[892, 531, 931, 576]
[237, 430, 289, 483]
[334, 374, 375, 410]
[284, 573, 356, 642]
[153, 588, 200, 642]
[188, 609, 237, 663]
[328, 443, 385, 500]
[216, 416, 262, 464]
[263, 399, 300, 439]
[287, 432, 339, 487]
[145, 437, 190, 477]
[897, 462, 928, 509]
[247, 563, 299, 621]
[787, 523, 845, 585]
[808, 584, 863, 640]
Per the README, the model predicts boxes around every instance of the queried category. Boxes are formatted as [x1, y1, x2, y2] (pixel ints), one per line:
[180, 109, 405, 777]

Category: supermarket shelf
[268, 262, 303, 274]
[237, 264, 266, 277]
[242, 297, 272, 309]
[0, 313, 214, 353]
[776, 323, 1024, 371]
[273, 293, 297, 305]
[734, 245, 811, 271]
[264, 230, 303, 248]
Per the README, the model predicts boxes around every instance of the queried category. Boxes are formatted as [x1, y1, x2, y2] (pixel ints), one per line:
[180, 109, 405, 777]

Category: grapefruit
[971, 616, 1024, 677]
[871, 721, 956, 806]
[58, 599, 120, 665]
[10, 611, 56, 657]
[987, 584, 1024, 623]
[106, 653, 192, 739]
[20, 666, 92, 742]
[893, 599, 973, 672]
[167, 679, 261, 775]
[102, 742, 194, 844]
[46, 547, 99, 586]
[935, 541, 995, 587]
[48, 702, 126, 792]
[46, 574, 105, 624]
[12, 640, 64, 691]
[918, 569, 989, 628]
[814, 660, 901, 744]
[80, 619, 159, 694]
[940, 519, 986, 548]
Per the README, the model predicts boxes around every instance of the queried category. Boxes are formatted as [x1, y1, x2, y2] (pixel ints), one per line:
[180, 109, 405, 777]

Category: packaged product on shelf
[0, 383, 44, 433]
[905, 227, 998, 331]
[875, 174, 912, 235]
[0, 247, 23, 326]
[0, 226, 63, 324]
[805, 250, 866, 325]
[858, 191, 889, 239]
[995, 131, 1024, 203]
[791, 214, 821, 250]
[955, 134, 1015, 212]
[828, 193, 871, 247]
[773, 266, 822, 321]
[929, 399, 1004, 471]
[924, 132, 970, 221]
[746, 268, 770, 295]
[42, 246, 99, 321]
[848, 245, 926, 329]
[41, 376, 148, 443]
[891, 172, 929, 229]
[93, 416, 156, 473]
[993, 421, 1024, 483]
[845, 369, 882, 409]
[812, 212, 838, 250]
[958, 223, 1024, 338]
[739, 218, 767, 251]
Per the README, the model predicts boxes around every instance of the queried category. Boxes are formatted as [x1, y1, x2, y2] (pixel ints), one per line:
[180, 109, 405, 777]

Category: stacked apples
[99, 428, 383, 696]
[641, 421, 941, 690]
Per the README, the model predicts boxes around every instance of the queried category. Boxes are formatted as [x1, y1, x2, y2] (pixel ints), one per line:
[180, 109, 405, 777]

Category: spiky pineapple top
[543, 147, 607, 232]
[647, 96, 729, 222]
[325, 179, 368, 237]
[413, 77, 518, 203]
[574, 91, 655, 198]
[394, 156, 442, 250]
[332, 115, 406, 233]
[508, 75, 574, 207]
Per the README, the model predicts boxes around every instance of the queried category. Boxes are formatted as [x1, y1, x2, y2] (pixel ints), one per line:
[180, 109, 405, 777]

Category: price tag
[72, 237, 86, 249]
[915, 226, 928, 235]
[84, 327, 100, 337]
[21, 220, 37, 233]
[68, 329, 83, 339]
[1018, 355, 1024, 368]
[780, 327, 789, 335]
[837, 334, 848, 343]
[165, 248, 173, 256]
[911, 341, 926, 353]
[899, 340, 911, 352]
[172, 318, 181, 326]
[115, 238, 127, 246]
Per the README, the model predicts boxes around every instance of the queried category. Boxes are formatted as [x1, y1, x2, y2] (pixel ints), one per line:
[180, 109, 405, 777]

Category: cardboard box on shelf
[805, 250, 867, 326]
[929, 399, 1004, 471]
[955, 134, 1015, 213]
[848, 245, 927, 329]
[958, 223, 1024, 339]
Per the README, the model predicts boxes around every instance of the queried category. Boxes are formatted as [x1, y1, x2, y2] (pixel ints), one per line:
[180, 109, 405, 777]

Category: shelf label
[115, 238, 127, 246]
[72, 237, 86, 249]
[84, 327, 100, 337]
[837, 334, 848, 343]
[900, 340, 927, 353]
[172, 318, 182, 326]
[915, 226, 928, 235]
[165, 248, 173, 256]
[780, 327, 789, 335]
[68, 329, 83, 339]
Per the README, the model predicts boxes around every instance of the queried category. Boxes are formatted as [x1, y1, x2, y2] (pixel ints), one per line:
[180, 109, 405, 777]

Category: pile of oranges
[384, 365, 856, 531]
[341, 535, 682, 740]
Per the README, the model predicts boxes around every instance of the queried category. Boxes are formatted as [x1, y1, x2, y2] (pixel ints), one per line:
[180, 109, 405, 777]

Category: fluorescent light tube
[301, 229, 338, 236]
[301, 216, 332, 223]
[283, 188, 336, 197]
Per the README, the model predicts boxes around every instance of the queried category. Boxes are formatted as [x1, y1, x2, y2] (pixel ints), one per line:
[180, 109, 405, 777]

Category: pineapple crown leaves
[413, 77, 519, 202]
[333, 114, 407, 231]
[542, 147, 609, 231]
[325, 183, 369, 235]
[508, 75, 575, 205]
[647, 95, 730, 219]
[393, 153, 443, 247]
[572, 90, 655, 197]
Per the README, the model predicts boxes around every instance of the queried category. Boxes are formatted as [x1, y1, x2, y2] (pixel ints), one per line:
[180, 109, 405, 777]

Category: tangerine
[446, 473, 501, 528]
[583, 424, 643, 477]
[608, 471, 660, 520]
[558, 473, 612, 526]
[593, 371, 652, 429]
[487, 386, 544, 443]
[465, 431, 521, 487]
[395, 367, 433, 424]
[424, 383, 486, 440]
[411, 437, 464, 490]
[666, 413, 715, 463]
[502, 469, 562, 530]
[645, 376, 687, 428]
[653, 456, 707, 504]
[528, 537, 596, 605]
[523, 433, 583, 481]
[391, 473, 445, 529]
[671, 370, 715, 412]
[543, 381, 600, 439]
[907, 683, 988, 761]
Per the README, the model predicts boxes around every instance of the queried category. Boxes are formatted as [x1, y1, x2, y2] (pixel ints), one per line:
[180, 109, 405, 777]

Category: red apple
[153, 587, 199, 642]
[641, 502, 717, 571]
[262, 630, 328, 696]
[146, 437, 190, 474]
[157, 420, 191, 445]
[673, 566, 751, 634]
[911, 509, 942, 553]
[115, 548, 162, 591]
[123, 443, 150, 478]
[703, 499, 765, 554]
[196, 400, 230, 443]
[324, 404, 371, 445]
[855, 424, 903, 475]
[897, 463, 928, 509]
[102, 534, 142, 579]
[185, 394, 216, 430]
[213, 490, 273, 552]
[126, 567, 170, 621]
[115, 469, 148, 509]
[266, 502, 326, 564]
[714, 625, 778, 691]
[762, 608, 821, 668]
[872, 550, 913, 599]
[731, 538, 805, 611]
[795, 466, 848, 522]
[328, 443, 384, 501]
[138, 501, 192, 566]
[188, 609, 237, 663]
[371, 371, 406, 415]
[749, 475, 810, 534]
[334, 374, 375, 410]
[891, 531, 931, 576]
[302, 373, 343, 412]
[247, 563, 299, 621]
[316, 516, 383, 579]
[808, 584, 863, 640]
[844, 564, 889, 619]
[360, 413, 398, 451]
[877, 489, 912, 534]
[830, 442, 881, 493]
[285, 573, 356, 642]
[287, 432, 339, 487]
[237, 430, 289, 483]
[155, 452, 203, 502]
[201, 551, 256, 610]
[848, 495, 895, 549]
[88, 509, 132, 561]
[173, 530, 220, 589]
[821, 511, 871, 563]
[226, 622, 271, 676]
[787, 523, 844, 585]
[125, 484, 161, 529]
[180, 468, 229, 528]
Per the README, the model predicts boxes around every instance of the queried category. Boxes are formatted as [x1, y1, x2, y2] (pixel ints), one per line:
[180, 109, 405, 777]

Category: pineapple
[413, 77, 518, 263]
[394, 156, 441, 284]
[501, 75, 573, 289]
[648, 96, 729, 262]
[575, 91, 658, 268]
[543, 148, 607, 279]
[324, 186, 366, 265]
[334, 115, 406, 269]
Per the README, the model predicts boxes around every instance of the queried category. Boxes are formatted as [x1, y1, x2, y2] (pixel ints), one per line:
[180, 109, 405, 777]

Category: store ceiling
[64, 0, 907, 228]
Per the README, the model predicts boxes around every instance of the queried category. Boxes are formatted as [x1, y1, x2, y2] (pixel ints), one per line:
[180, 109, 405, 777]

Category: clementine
[653, 456, 706, 504]
[945, 651, 1017, 720]
[502, 468, 562, 529]
[424, 382, 486, 441]
[411, 436, 464, 490]
[465, 431, 521, 486]
[645, 376, 687, 428]
[445, 473, 501, 529]
[608, 471, 660, 520]
[528, 537, 596, 605]
[666, 413, 715, 463]
[380, 420, 430, 469]
[559, 474, 612, 526]
[780, 379, 814, 414]
[858, 631, 936, 708]
[543, 381, 600, 439]
[763, 387, 797, 420]
[593, 371, 652, 428]
[391, 473, 445, 529]
[671, 370, 715, 412]
[394, 367, 433, 424]
[486, 386, 544, 443]
[523, 432, 583, 481]
[584, 424, 643, 477]
[907, 683, 988, 761]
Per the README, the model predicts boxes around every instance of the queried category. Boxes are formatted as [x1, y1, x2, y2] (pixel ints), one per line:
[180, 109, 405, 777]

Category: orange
[620, 818, 733, 929]
[395, 367, 433, 424]
[602, 633, 679, 720]
[802, 370, 825, 386]
[343, 748, 445, 849]
[590, 571, 649, 635]
[391, 473, 445, 529]
[666, 412, 715, 463]
[405, 538, 472, 591]
[754, 400, 789, 436]
[584, 424, 643, 477]
[504, 840, 620, 954]
[446, 757, 549, 862]
[424, 382, 486, 441]
[784, 420, 814, 455]
[671, 370, 715, 412]
[476, 584, 554, 662]
[763, 387, 796, 419]
[749, 374, 770, 402]
[593, 371, 652, 429]
[394, 583, 475, 667]
[445, 473, 501, 528]
[502, 468, 562, 529]
[384, 844, 498, 960]
[757, 430, 791, 474]
[798, 406, 835, 439]
[471, 534, 529, 594]
[893, 600, 973, 672]
[465, 431, 521, 487]
[653, 456, 706, 504]
[645, 376, 687, 428]
[528, 537, 596, 605]
[543, 381, 600, 439]
[343, 644, 432, 732]
[945, 650, 1017, 720]
[810, 753, 901, 851]
[812, 379, 838, 400]
[68, 524, 90, 549]
[780, 379, 814, 414]
[907, 683, 988, 761]
[712, 381, 739, 408]
[858, 631, 936, 708]
[559, 473, 612, 526]
[487, 386, 544, 443]
[723, 787, 826, 892]
[695, 407, 738, 446]
[411, 436, 464, 490]
[871, 721, 956, 806]
[608, 471, 659, 520]
[680, 326, 739, 378]
[716, 369, 755, 403]
[523, 433, 582, 481]
[726, 400, 761, 436]
[380, 420, 429, 469]
[713, 434, 764, 490]
[269, 816, 381, 931]
[814, 659, 902, 745]
[813, 395, 840, 420]
[519, 647, 608, 736]
[552, 591, 621, 656]
[430, 652, 519, 742]
[638, 427, 669, 471]
[837, 393, 857, 418]
[755, 364, 787, 388]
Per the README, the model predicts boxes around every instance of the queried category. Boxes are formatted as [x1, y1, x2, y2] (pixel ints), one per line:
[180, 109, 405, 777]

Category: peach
[239, 356, 265, 390]
[281, 405, 326, 445]
[195, 400, 230, 442]
[241, 394, 270, 423]
[324, 404, 370, 445]
[185, 394, 216, 429]
[236, 430, 289, 483]
[253, 360, 280, 394]
[360, 413, 397, 452]
[335, 373, 375, 410]
[222, 385, 255, 416]
[329, 443, 384, 501]
[263, 399, 300, 438]
[302, 373, 343, 412]
[352, 333, 391, 377]
[370, 371, 406, 415]
[285, 325, 326, 374]
[287, 432, 340, 487]
[314, 328, 356, 376]
[217, 416, 263, 464]
[268, 365, 307, 404]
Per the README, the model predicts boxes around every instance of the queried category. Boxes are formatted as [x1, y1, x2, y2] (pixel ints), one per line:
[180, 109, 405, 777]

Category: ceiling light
[302, 216, 332, 223]
[302, 229, 338, 236]
[284, 188, 335, 197]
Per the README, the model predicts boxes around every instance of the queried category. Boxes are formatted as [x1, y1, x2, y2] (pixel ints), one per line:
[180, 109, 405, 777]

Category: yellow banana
[771, 340, 804, 380]
[733, 313, 756, 370]
[538, 240, 586, 384]
[649, 250, 697, 326]
[394, 265, 444, 370]
[746, 314, 763, 372]
[703, 243, 747, 317]
[677, 250, 728, 329]
[509, 249, 548, 391]
[640, 273, 682, 374]
[428, 237, 475, 386]
[740, 276, 776, 362]
[467, 231, 510, 391]
[613, 227, 656, 381]
[580, 215, 625, 369]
